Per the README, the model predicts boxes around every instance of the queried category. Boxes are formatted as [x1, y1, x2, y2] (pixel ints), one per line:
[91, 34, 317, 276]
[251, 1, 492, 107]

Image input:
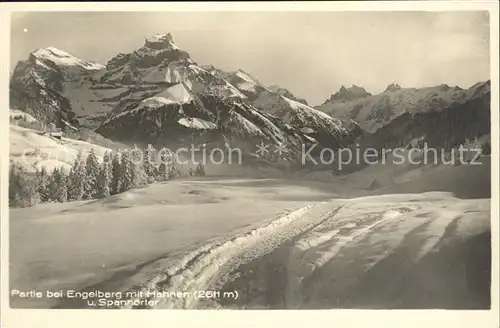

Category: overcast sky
[11, 11, 490, 105]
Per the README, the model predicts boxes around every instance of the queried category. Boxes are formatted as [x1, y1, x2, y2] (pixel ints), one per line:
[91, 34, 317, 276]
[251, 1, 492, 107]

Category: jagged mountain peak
[438, 83, 451, 91]
[144, 33, 177, 50]
[270, 87, 308, 105]
[104, 31, 192, 72]
[469, 80, 491, 98]
[200, 64, 216, 72]
[384, 83, 402, 92]
[327, 84, 372, 103]
[234, 69, 262, 85]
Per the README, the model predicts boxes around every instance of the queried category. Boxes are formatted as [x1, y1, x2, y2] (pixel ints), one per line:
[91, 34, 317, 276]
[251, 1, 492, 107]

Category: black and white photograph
[1, 2, 498, 327]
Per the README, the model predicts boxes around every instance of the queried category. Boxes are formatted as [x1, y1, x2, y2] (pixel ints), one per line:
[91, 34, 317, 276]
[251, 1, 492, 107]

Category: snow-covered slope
[268, 85, 309, 105]
[224, 69, 265, 94]
[255, 93, 346, 138]
[31, 47, 105, 71]
[204, 67, 266, 98]
[207, 67, 309, 105]
[9, 178, 340, 308]
[194, 68, 352, 146]
[10, 125, 110, 174]
[356, 82, 491, 153]
[95, 89, 326, 165]
[205, 68, 349, 143]
[10, 45, 114, 127]
[9, 160, 491, 309]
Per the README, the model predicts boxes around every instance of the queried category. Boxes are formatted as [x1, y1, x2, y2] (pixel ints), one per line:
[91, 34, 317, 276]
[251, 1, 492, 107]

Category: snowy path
[122, 202, 344, 309]
[114, 192, 490, 309]
[214, 193, 491, 309]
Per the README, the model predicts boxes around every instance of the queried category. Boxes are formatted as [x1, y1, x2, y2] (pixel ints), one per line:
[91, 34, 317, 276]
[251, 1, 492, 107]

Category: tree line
[9, 145, 206, 208]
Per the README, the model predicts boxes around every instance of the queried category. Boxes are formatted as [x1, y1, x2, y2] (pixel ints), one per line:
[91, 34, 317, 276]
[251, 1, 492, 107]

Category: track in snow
[120, 202, 345, 309]
[213, 196, 491, 309]
[56, 192, 489, 310]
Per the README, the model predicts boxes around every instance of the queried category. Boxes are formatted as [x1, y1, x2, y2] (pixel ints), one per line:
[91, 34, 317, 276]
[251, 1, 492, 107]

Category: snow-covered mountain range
[316, 82, 490, 134]
[10, 32, 490, 169]
[10, 33, 355, 165]
[327, 80, 491, 173]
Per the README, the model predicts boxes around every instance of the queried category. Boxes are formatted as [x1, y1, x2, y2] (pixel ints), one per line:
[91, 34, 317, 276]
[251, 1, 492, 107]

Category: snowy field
[10, 162, 491, 309]
[10, 125, 110, 174]
[9, 125, 491, 309]
[9, 177, 342, 308]
[214, 193, 490, 310]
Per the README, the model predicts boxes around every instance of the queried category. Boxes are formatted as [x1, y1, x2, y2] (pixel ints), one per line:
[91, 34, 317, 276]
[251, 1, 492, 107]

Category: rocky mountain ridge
[316, 81, 489, 134]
